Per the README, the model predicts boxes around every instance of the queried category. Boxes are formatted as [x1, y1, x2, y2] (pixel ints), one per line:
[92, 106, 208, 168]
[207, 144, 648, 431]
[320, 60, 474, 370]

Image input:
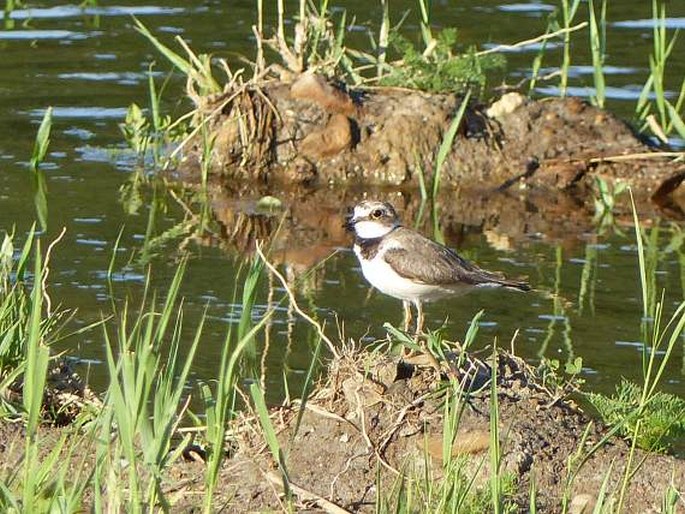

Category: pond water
[1, 0, 684, 402]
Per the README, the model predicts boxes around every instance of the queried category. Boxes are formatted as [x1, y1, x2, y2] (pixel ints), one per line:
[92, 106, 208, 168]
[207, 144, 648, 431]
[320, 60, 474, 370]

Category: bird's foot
[403, 351, 443, 375]
[400, 336, 442, 375]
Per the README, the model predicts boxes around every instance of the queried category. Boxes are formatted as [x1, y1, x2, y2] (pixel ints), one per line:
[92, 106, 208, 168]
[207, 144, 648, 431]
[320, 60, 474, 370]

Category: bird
[344, 200, 530, 336]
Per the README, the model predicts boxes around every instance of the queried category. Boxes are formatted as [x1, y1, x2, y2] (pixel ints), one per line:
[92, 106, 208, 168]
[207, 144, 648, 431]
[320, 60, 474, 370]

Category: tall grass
[201, 259, 271, 512]
[375, 318, 519, 512]
[635, 0, 685, 142]
[587, 0, 607, 109]
[558, 0, 581, 97]
[2, 115, 276, 509]
[427, 90, 471, 245]
[0, 241, 275, 511]
[100, 261, 201, 510]
[20, 240, 50, 513]
[0, 227, 36, 388]
[29, 107, 51, 233]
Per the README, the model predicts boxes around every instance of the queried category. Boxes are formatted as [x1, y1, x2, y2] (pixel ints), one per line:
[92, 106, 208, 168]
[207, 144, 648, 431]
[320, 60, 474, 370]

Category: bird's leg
[402, 300, 412, 332]
[415, 300, 425, 338]
[414, 300, 426, 355]
[411, 300, 442, 373]
[400, 300, 413, 357]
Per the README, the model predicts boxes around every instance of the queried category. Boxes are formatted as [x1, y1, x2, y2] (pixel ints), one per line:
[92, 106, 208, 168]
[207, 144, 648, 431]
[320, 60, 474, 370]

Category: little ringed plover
[344, 200, 530, 334]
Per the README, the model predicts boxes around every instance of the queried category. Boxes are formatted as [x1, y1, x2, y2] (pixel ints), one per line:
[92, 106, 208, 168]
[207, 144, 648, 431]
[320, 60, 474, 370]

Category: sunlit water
[0, 1, 684, 401]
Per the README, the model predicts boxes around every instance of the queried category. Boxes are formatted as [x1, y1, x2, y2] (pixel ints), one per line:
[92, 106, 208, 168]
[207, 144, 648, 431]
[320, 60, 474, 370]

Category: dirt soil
[202, 346, 685, 513]
[180, 74, 685, 205]
[5, 346, 682, 512]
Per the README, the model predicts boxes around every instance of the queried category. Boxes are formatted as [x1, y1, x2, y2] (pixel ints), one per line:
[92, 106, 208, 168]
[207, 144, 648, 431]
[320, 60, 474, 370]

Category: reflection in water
[537, 245, 575, 367]
[182, 184, 685, 398]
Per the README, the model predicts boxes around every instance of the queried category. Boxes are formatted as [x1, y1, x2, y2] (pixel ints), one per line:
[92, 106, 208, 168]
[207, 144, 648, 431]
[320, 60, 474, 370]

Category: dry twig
[256, 241, 341, 359]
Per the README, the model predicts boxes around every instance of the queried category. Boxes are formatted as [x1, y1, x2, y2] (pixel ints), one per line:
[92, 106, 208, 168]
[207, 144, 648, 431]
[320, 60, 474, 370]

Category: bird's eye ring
[371, 209, 383, 219]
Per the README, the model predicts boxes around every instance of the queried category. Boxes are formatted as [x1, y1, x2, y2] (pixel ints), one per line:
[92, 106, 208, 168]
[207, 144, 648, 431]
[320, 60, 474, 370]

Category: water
[0, 0, 684, 400]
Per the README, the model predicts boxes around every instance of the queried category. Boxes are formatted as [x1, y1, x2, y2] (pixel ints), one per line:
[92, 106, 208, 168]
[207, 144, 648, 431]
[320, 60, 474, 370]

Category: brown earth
[173, 73, 685, 273]
[3, 346, 684, 512]
[201, 345, 685, 513]
[179, 73, 685, 205]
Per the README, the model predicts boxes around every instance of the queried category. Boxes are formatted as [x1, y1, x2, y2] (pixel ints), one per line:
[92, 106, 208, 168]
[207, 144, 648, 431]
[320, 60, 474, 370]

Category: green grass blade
[489, 347, 501, 514]
[133, 17, 192, 75]
[588, 0, 606, 108]
[30, 107, 52, 171]
[665, 101, 685, 139]
[22, 240, 51, 512]
[432, 91, 471, 200]
[249, 381, 291, 498]
[291, 336, 323, 441]
[0, 480, 19, 511]
[629, 189, 648, 319]
[23, 240, 49, 436]
[592, 461, 614, 513]
[15, 223, 36, 282]
[29, 107, 52, 232]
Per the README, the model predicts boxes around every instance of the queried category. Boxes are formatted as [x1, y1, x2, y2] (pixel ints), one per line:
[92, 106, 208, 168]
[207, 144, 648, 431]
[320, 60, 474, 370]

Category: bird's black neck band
[355, 236, 383, 259]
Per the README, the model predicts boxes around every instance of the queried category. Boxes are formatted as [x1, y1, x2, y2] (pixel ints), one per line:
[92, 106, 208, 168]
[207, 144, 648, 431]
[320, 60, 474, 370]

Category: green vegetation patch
[587, 378, 685, 453]
[379, 29, 505, 93]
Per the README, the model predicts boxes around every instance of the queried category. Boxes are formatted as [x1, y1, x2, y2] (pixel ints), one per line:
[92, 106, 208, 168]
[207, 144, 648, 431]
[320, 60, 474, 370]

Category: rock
[290, 72, 357, 116]
[421, 429, 490, 461]
[568, 493, 595, 514]
[300, 113, 354, 159]
[486, 91, 526, 120]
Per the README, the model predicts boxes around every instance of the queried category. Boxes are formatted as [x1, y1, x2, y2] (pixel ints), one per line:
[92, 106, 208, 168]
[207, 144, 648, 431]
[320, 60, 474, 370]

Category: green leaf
[665, 101, 685, 139]
[30, 108, 52, 232]
[30, 107, 52, 171]
[133, 17, 192, 75]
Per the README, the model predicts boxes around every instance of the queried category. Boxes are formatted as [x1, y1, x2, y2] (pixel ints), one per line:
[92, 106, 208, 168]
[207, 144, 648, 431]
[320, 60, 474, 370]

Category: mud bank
[181, 74, 684, 203]
[187, 345, 683, 513]
[2, 345, 683, 511]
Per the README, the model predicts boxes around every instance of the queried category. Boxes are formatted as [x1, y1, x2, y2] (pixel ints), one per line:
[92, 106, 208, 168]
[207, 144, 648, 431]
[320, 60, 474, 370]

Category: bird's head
[344, 201, 401, 239]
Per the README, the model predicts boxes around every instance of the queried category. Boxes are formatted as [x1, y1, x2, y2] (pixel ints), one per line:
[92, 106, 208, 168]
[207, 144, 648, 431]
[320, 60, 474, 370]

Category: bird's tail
[501, 278, 530, 292]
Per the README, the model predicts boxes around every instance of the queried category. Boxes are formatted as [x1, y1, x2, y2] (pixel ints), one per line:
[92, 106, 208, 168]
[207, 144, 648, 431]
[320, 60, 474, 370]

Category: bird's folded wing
[383, 243, 503, 286]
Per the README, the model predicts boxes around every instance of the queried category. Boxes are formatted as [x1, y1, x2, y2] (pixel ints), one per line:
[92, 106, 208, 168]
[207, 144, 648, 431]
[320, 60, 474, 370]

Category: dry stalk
[328, 451, 367, 499]
[256, 241, 341, 359]
[588, 151, 684, 164]
[377, 391, 433, 456]
[167, 88, 243, 164]
[252, 25, 266, 78]
[42, 227, 67, 316]
[477, 22, 589, 56]
[265, 471, 353, 514]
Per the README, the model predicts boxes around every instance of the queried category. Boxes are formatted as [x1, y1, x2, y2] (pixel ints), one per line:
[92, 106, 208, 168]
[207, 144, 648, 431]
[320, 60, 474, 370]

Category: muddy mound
[4, 358, 101, 426]
[181, 74, 684, 200]
[211, 344, 685, 513]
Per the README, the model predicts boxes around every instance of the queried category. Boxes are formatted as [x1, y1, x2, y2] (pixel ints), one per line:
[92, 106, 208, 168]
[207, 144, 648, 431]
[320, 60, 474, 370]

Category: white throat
[354, 220, 395, 239]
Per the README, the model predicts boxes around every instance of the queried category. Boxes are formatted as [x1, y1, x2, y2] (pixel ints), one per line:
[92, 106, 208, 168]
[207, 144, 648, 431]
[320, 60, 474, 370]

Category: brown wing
[383, 232, 529, 290]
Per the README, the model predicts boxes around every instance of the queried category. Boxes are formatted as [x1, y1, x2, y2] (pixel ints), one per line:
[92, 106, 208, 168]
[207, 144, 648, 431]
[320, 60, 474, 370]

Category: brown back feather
[382, 228, 529, 290]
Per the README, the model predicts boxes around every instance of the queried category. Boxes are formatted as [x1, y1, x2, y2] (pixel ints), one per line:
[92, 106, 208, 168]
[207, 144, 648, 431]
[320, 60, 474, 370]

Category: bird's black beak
[343, 213, 356, 232]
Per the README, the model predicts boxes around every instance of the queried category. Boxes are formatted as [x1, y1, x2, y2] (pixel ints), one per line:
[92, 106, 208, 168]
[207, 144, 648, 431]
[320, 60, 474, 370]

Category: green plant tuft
[587, 378, 685, 453]
[379, 29, 505, 94]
